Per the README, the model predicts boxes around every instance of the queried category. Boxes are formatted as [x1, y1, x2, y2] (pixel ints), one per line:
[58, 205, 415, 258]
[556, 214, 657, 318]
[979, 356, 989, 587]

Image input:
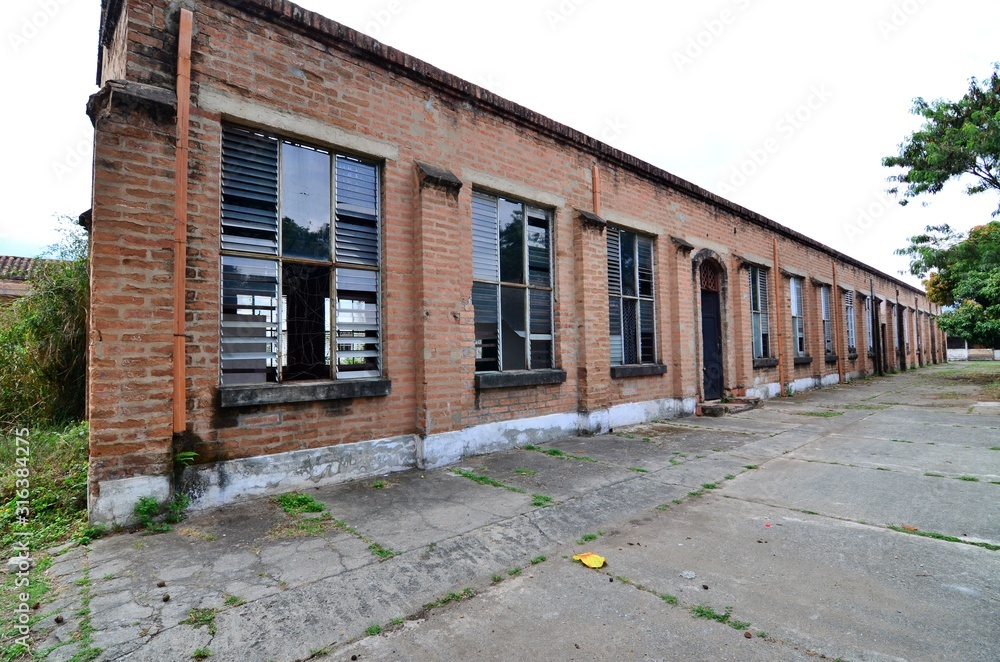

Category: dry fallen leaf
[572, 552, 606, 569]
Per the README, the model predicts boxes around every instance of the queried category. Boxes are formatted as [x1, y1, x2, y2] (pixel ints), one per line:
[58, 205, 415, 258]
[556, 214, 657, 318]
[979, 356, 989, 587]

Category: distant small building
[0, 256, 41, 304]
[946, 336, 1000, 361]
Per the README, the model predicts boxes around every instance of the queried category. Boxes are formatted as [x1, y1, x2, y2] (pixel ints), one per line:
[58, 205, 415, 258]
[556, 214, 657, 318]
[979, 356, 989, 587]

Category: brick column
[667, 240, 696, 398]
[412, 162, 474, 436]
[86, 84, 177, 522]
[574, 211, 611, 421]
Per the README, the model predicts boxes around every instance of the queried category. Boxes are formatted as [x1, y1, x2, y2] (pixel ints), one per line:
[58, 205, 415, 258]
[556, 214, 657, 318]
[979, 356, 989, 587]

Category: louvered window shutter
[221, 128, 279, 255]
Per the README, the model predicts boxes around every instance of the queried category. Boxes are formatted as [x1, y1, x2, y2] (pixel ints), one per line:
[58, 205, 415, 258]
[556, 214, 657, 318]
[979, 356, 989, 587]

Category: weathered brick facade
[87, 0, 945, 522]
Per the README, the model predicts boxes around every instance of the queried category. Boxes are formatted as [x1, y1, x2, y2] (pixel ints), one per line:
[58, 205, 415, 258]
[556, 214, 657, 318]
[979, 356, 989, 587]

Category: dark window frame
[471, 190, 554, 373]
[608, 226, 657, 366]
[749, 265, 771, 360]
[219, 125, 383, 388]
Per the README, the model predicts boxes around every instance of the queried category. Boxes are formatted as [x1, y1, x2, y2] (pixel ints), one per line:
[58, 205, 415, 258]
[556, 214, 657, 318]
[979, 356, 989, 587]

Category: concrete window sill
[219, 379, 392, 407]
[610, 364, 668, 379]
[794, 355, 813, 366]
[475, 369, 567, 390]
[825, 354, 839, 364]
[752, 358, 779, 369]
[847, 352, 859, 361]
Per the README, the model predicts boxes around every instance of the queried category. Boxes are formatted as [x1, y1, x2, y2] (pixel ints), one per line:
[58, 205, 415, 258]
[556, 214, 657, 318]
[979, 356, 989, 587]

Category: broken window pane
[282, 263, 331, 381]
[500, 285, 527, 370]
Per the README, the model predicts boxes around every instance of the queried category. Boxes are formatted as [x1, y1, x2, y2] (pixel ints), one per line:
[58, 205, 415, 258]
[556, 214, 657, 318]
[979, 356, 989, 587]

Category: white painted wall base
[820, 373, 841, 387]
[748, 381, 782, 400]
[90, 396, 699, 522]
[606, 397, 697, 430]
[418, 412, 580, 469]
[89, 474, 171, 527]
[180, 434, 417, 512]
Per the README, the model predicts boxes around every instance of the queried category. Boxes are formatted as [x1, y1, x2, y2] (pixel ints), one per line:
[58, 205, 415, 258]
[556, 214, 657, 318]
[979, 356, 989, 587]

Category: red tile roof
[0, 256, 42, 281]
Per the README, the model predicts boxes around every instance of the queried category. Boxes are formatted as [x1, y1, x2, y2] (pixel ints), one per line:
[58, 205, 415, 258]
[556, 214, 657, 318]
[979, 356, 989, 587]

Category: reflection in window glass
[281, 143, 331, 261]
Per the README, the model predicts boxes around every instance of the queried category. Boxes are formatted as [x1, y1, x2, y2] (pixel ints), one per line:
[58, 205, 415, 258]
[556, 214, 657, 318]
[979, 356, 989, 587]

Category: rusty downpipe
[832, 261, 844, 384]
[173, 8, 193, 435]
[772, 238, 786, 394]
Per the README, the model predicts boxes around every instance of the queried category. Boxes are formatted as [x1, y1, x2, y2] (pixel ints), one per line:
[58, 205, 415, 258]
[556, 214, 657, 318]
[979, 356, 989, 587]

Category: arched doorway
[700, 261, 723, 400]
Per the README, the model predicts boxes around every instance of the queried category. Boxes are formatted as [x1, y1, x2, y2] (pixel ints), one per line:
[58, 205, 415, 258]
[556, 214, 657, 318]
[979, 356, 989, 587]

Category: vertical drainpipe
[173, 8, 193, 436]
[772, 238, 785, 395]
[832, 261, 844, 384]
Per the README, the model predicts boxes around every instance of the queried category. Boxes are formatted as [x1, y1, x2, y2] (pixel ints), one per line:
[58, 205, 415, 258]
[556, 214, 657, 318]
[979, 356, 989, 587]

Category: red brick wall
[87, 0, 940, 495]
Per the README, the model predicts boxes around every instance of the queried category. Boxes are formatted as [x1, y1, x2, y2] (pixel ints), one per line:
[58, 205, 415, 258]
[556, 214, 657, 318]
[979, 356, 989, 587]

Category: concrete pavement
[26, 362, 1000, 661]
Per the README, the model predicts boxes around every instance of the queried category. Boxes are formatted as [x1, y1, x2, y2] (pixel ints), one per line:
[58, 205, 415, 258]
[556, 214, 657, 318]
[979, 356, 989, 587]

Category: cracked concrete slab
[723, 457, 1000, 542]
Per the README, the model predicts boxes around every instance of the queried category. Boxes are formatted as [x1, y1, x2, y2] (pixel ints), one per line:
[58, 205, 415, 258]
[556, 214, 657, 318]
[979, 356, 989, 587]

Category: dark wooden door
[701, 290, 723, 400]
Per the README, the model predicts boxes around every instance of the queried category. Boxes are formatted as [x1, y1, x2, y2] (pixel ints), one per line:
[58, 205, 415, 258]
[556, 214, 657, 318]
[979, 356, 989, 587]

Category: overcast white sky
[2, 0, 999, 287]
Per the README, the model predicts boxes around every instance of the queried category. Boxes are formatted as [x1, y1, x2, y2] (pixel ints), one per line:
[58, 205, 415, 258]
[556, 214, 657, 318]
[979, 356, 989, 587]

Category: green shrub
[0, 222, 88, 428]
[0, 422, 90, 552]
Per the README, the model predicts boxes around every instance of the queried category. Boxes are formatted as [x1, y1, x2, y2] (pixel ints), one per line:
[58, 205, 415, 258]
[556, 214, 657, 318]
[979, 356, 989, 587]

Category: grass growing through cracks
[523, 445, 597, 463]
[887, 525, 999, 551]
[691, 604, 751, 630]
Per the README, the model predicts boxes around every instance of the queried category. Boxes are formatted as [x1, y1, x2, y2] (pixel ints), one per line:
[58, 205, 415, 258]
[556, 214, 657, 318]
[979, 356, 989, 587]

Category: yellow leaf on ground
[572, 552, 606, 569]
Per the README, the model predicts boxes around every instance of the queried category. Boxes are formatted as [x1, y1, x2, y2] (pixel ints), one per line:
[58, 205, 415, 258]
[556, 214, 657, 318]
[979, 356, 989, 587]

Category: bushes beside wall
[0, 222, 88, 429]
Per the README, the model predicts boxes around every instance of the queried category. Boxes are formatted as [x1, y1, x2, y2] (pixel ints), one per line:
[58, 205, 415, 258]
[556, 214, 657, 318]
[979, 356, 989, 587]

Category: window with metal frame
[821, 285, 833, 355]
[749, 266, 770, 359]
[790, 277, 806, 357]
[219, 125, 381, 386]
[607, 227, 656, 365]
[471, 191, 553, 372]
[844, 290, 856, 353]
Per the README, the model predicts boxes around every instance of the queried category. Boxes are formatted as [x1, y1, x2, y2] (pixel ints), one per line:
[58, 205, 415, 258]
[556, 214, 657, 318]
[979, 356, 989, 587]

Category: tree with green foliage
[896, 222, 1000, 345]
[883, 65, 1000, 215]
[0, 221, 89, 428]
[886, 66, 1000, 345]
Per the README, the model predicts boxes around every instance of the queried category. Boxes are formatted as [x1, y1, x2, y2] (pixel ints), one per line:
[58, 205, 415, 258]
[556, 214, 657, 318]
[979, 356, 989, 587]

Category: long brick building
[87, 0, 944, 522]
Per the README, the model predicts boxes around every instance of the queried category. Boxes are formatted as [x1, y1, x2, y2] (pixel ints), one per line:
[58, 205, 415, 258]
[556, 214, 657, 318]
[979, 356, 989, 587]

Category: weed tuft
[422, 588, 475, 611]
[273, 492, 325, 515]
[451, 469, 525, 494]
[181, 608, 217, 635]
[531, 494, 554, 507]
